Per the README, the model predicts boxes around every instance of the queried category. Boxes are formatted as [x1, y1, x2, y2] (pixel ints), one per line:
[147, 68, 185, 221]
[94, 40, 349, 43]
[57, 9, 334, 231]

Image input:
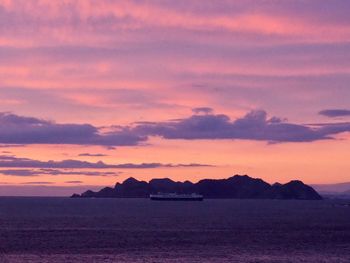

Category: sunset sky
[1, 0, 350, 195]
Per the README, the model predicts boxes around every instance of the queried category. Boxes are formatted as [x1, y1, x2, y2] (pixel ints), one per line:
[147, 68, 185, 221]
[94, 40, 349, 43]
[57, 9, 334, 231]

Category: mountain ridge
[71, 175, 322, 200]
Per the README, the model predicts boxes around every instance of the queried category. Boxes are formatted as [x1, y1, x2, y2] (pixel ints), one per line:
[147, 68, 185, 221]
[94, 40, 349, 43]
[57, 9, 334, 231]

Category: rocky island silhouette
[72, 175, 322, 200]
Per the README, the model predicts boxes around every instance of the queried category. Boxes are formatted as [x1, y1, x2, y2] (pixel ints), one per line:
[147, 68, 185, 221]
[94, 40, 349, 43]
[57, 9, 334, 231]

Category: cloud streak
[21, 182, 54, 185]
[0, 155, 212, 170]
[78, 153, 108, 157]
[319, 109, 350, 118]
[0, 169, 39, 177]
[0, 168, 119, 177]
[65, 181, 83, 184]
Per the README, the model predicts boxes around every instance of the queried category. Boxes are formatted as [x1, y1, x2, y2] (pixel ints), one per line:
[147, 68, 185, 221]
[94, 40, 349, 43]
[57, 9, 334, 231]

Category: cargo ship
[150, 193, 204, 201]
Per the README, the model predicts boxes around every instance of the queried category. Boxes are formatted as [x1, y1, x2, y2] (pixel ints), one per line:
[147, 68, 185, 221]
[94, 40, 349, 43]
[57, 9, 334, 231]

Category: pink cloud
[1, 0, 350, 48]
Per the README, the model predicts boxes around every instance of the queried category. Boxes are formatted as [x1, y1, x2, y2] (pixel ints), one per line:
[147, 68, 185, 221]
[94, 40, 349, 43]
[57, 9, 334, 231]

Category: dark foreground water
[0, 198, 349, 262]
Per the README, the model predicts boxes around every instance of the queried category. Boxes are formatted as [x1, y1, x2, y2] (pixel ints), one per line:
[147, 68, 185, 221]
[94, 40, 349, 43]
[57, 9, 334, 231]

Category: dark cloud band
[133, 110, 350, 143]
[1, 110, 350, 147]
[0, 112, 146, 146]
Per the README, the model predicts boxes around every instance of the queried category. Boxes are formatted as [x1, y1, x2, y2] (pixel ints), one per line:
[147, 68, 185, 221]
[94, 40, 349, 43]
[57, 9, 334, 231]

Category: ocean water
[0, 197, 349, 262]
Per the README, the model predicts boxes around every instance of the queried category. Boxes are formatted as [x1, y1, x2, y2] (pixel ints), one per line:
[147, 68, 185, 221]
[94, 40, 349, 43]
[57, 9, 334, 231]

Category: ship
[150, 193, 204, 201]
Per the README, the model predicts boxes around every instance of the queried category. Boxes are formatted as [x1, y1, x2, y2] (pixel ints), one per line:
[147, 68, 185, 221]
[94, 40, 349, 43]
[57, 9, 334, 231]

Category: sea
[0, 197, 349, 262]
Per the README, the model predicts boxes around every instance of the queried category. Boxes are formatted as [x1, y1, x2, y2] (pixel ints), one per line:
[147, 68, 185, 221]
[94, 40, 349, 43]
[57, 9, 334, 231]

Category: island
[71, 175, 322, 200]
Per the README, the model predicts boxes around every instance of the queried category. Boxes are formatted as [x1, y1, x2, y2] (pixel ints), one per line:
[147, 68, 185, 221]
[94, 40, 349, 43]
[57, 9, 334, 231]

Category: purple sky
[0, 1, 350, 195]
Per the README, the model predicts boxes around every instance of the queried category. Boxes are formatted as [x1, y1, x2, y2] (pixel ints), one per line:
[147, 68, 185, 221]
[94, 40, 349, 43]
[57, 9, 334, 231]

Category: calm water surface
[0, 197, 349, 262]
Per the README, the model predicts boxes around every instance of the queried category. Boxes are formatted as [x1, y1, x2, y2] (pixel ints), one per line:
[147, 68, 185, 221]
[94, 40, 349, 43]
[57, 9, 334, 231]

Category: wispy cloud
[65, 181, 83, 184]
[0, 144, 26, 148]
[0, 168, 119, 177]
[0, 155, 212, 171]
[21, 181, 54, 185]
[192, 107, 213, 115]
[0, 169, 39, 176]
[78, 153, 108, 157]
[319, 109, 350, 118]
[38, 169, 119, 177]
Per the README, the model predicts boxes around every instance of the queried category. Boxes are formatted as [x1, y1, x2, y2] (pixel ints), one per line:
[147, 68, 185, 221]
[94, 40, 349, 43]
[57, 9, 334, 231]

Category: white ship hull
[150, 193, 203, 201]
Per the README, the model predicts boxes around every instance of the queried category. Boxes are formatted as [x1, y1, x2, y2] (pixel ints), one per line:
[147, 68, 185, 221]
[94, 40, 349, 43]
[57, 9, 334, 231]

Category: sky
[0, 0, 350, 195]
